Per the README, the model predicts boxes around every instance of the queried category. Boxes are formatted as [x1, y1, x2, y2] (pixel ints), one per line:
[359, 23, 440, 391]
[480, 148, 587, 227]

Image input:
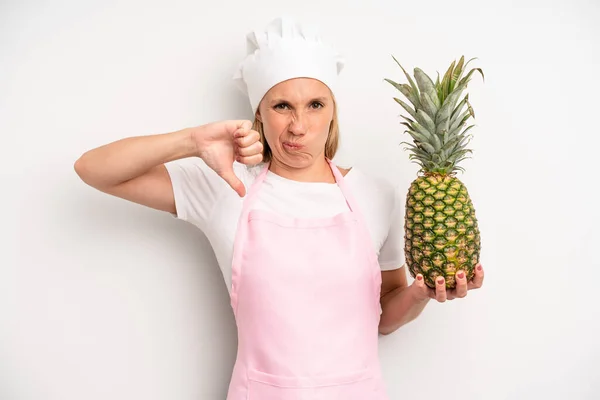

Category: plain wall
[1, 0, 599, 399]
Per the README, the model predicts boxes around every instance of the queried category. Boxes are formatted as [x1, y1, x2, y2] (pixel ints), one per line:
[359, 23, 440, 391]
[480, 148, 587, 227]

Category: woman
[74, 16, 483, 400]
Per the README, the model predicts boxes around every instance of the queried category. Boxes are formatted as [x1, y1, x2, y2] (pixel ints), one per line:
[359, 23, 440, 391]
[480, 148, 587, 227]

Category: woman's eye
[274, 102, 323, 110]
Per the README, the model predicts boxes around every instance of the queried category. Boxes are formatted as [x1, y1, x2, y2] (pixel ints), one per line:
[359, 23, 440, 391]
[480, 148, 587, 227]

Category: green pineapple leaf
[383, 77, 402, 91]
[448, 107, 466, 131]
[400, 115, 416, 125]
[394, 97, 418, 120]
[436, 116, 451, 138]
[440, 148, 448, 163]
[441, 135, 463, 153]
[435, 71, 443, 103]
[403, 128, 429, 144]
[447, 149, 473, 163]
[387, 56, 483, 176]
[460, 124, 476, 138]
[414, 68, 439, 108]
[466, 97, 476, 118]
[441, 59, 456, 103]
[385, 79, 420, 109]
[400, 122, 414, 130]
[412, 121, 435, 142]
[416, 140, 436, 154]
[457, 66, 485, 88]
[391, 55, 420, 99]
[450, 94, 468, 122]
[400, 141, 421, 151]
[441, 128, 450, 145]
[452, 57, 478, 89]
[449, 109, 470, 133]
[436, 80, 468, 123]
[449, 56, 465, 93]
[449, 134, 473, 155]
[419, 92, 438, 120]
[453, 154, 473, 166]
[401, 142, 430, 159]
[415, 109, 436, 134]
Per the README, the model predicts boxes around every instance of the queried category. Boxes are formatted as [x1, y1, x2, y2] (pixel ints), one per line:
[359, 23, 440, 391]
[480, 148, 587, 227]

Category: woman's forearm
[379, 286, 430, 335]
[74, 127, 198, 189]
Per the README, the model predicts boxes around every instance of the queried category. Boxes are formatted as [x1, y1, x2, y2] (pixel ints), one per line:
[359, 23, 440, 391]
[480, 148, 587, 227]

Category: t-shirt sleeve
[164, 158, 240, 230]
[378, 186, 406, 271]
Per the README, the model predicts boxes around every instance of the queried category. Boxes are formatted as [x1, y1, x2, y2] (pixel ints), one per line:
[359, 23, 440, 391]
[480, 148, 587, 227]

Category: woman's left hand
[410, 263, 485, 302]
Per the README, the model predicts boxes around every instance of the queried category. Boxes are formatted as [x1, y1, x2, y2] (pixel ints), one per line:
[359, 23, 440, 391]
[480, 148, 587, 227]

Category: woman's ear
[255, 110, 262, 123]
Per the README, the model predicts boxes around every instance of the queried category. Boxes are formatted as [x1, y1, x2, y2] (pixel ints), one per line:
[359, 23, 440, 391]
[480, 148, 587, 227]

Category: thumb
[219, 167, 246, 197]
[231, 120, 252, 135]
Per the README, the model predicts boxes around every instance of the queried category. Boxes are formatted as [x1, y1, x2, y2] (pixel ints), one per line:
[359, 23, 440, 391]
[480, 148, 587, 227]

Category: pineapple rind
[404, 175, 480, 289]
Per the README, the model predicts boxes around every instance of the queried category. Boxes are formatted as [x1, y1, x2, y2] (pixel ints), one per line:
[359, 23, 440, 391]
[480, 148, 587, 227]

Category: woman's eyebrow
[270, 96, 329, 104]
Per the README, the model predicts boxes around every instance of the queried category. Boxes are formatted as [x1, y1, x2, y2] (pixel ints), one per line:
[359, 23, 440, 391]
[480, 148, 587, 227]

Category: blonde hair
[252, 95, 340, 163]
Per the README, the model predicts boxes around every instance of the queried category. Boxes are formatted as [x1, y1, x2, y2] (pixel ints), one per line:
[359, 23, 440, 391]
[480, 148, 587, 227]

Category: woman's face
[257, 78, 334, 169]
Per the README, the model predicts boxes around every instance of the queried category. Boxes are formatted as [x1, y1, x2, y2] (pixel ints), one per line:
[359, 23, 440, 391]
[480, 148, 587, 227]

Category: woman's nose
[288, 114, 307, 135]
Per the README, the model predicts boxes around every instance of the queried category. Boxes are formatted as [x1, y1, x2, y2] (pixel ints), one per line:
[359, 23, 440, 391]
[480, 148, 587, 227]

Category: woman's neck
[268, 157, 335, 183]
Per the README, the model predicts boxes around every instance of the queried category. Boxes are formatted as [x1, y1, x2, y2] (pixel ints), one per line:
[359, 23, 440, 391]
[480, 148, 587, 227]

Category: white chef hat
[232, 16, 345, 114]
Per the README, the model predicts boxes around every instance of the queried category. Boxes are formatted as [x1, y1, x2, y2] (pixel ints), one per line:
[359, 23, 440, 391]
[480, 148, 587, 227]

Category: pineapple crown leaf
[393, 97, 418, 120]
[386, 55, 484, 175]
[414, 68, 437, 101]
[391, 55, 419, 94]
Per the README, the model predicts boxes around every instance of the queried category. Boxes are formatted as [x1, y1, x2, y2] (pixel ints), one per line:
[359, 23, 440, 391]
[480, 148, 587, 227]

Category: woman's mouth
[283, 142, 304, 151]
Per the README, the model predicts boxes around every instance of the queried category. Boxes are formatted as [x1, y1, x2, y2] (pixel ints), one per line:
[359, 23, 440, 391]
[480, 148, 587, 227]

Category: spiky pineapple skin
[404, 174, 480, 289]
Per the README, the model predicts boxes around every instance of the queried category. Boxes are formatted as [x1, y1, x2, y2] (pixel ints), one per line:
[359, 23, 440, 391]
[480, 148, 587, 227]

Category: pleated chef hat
[232, 16, 345, 114]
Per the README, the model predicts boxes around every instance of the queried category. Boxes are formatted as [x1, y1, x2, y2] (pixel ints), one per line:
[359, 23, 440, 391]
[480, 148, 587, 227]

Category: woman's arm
[74, 128, 197, 213]
[378, 264, 485, 335]
[74, 120, 263, 214]
[378, 266, 430, 335]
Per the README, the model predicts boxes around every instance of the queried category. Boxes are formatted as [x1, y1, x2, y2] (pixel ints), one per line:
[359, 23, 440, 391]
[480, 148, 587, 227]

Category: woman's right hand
[192, 120, 263, 197]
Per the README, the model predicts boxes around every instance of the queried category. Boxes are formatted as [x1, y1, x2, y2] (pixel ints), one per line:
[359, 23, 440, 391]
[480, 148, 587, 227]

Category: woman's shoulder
[343, 166, 400, 211]
[341, 167, 403, 247]
[344, 166, 397, 194]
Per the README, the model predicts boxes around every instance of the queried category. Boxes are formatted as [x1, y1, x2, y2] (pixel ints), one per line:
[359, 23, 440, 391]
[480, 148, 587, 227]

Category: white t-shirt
[164, 159, 406, 292]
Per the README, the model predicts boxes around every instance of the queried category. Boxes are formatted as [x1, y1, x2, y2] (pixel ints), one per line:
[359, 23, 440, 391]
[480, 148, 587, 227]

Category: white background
[1, 1, 599, 399]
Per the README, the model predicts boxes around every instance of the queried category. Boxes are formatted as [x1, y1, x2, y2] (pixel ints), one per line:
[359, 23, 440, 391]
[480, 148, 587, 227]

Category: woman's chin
[274, 151, 313, 168]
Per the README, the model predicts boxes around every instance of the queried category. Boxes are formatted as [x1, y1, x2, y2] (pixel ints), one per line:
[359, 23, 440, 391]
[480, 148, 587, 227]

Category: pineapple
[385, 56, 484, 289]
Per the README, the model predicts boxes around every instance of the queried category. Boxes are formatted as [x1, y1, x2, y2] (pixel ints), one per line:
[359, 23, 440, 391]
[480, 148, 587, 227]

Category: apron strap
[326, 158, 361, 213]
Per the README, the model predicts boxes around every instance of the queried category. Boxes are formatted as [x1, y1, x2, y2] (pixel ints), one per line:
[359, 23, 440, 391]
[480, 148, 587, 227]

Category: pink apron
[226, 158, 389, 400]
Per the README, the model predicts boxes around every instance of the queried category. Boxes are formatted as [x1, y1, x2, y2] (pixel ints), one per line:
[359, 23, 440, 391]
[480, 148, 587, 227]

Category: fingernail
[477, 265, 483, 271]
[457, 271, 465, 279]
[416, 275, 423, 281]
[437, 278, 444, 285]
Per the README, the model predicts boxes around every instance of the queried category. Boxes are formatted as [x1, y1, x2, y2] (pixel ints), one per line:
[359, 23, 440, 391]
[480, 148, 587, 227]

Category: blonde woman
[74, 16, 484, 400]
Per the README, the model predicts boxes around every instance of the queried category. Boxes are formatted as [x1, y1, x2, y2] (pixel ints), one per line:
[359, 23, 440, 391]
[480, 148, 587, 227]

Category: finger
[237, 153, 263, 166]
[454, 270, 468, 298]
[219, 168, 246, 197]
[435, 276, 447, 302]
[235, 129, 260, 148]
[468, 263, 484, 290]
[237, 140, 263, 157]
[411, 274, 431, 301]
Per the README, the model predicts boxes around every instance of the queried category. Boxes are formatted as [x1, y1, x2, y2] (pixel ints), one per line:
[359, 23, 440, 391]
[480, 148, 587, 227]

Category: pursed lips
[282, 142, 304, 150]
